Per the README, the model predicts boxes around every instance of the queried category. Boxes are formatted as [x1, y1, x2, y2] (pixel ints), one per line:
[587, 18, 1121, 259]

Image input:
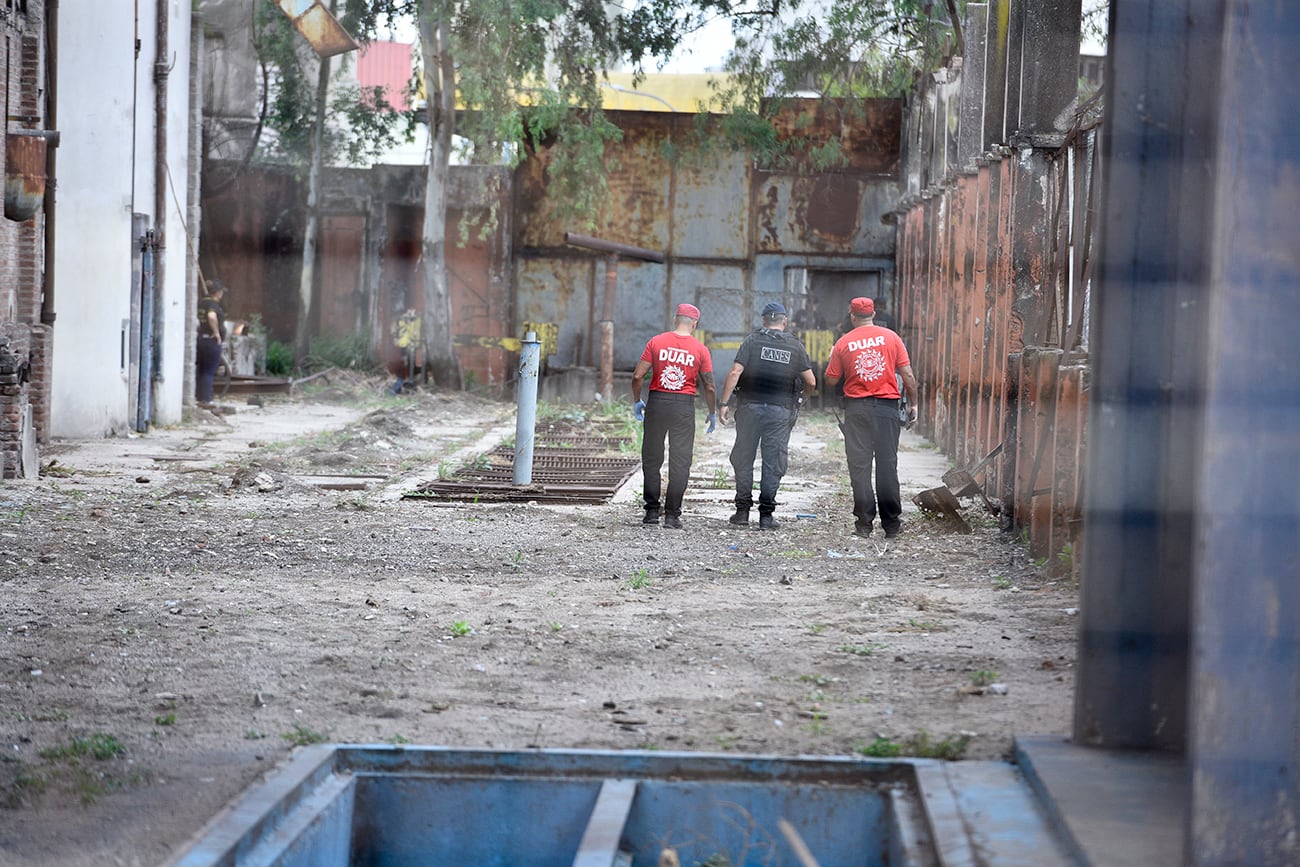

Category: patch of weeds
[48, 483, 88, 502]
[776, 548, 816, 559]
[628, 568, 652, 590]
[970, 669, 999, 687]
[797, 673, 831, 687]
[839, 643, 884, 657]
[386, 734, 411, 745]
[806, 623, 828, 635]
[448, 620, 473, 637]
[855, 731, 971, 761]
[710, 466, 730, 489]
[992, 575, 1012, 590]
[547, 621, 564, 632]
[281, 723, 328, 747]
[802, 710, 829, 736]
[39, 733, 125, 762]
[4, 771, 49, 807]
[714, 734, 738, 751]
[1056, 543, 1075, 571]
[154, 713, 176, 727]
[1, 506, 30, 523]
[509, 551, 524, 569]
[245, 729, 267, 740]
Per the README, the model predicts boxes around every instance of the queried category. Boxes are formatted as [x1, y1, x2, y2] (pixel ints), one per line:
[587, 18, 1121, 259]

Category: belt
[198, 334, 221, 340]
[847, 396, 899, 403]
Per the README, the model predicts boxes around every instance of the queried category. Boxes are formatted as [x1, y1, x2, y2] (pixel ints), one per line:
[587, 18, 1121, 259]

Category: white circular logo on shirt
[854, 349, 887, 382]
[659, 364, 687, 391]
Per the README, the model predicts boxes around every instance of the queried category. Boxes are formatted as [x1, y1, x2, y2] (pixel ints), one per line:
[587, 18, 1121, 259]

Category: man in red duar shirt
[824, 297, 919, 539]
[631, 303, 718, 529]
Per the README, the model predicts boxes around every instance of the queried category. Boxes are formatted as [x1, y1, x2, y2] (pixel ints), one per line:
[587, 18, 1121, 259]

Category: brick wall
[2, 4, 48, 475]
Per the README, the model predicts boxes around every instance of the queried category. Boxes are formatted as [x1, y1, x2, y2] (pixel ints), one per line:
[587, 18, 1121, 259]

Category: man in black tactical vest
[717, 302, 817, 530]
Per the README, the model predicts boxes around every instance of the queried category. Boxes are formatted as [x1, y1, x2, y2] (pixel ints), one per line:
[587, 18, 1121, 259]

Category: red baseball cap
[849, 297, 875, 317]
[676, 303, 701, 321]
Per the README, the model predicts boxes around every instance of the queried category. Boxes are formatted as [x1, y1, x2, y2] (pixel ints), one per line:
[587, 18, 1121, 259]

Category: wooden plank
[571, 778, 638, 867]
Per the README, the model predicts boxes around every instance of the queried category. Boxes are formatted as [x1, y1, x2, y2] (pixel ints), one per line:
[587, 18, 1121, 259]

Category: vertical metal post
[136, 232, 155, 433]
[1189, 2, 1300, 861]
[513, 331, 541, 486]
[599, 254, 618, 403]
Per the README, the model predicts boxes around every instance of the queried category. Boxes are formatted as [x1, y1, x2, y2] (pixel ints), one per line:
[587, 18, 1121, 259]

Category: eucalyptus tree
[339, 0, 741, 388]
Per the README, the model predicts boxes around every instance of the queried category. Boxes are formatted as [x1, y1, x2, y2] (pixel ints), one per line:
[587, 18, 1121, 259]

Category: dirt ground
[0, 375, 1078, 867]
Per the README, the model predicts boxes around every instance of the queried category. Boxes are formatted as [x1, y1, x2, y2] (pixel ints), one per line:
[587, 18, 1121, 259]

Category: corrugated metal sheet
[356, 41, 414, 111]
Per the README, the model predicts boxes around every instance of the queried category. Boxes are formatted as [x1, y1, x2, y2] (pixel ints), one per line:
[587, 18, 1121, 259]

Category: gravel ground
[0, 376, 1077, 866]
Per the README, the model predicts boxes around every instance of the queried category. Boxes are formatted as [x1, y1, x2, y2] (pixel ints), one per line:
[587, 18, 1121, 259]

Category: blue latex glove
[706, 411, 717, 434]
[634, 400, 646, 421]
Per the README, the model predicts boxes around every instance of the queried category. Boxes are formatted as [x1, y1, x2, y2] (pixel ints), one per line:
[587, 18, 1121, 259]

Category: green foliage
[282, 723, 329, 747]
[308, 333, 373, 371]
[856, 730, 971, 760]
[266, 340, 295, 376]
[252, 4, 413, 170]
[449, 620, 473, 637]
[970, 669, 999, 687]
[39, 734, 126, 762]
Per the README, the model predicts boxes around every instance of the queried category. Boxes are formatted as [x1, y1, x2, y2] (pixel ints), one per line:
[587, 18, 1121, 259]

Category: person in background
[631, 303, 717, 529]
[871, 296, 894, 331]
[718, 302, 817, 530]
[823, 297, 919, 539]
[195, 280, 228, 408]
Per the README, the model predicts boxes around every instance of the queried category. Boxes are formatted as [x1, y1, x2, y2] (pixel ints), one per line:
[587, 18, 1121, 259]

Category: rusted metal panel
[319, 215, 364, 338]
[763, 98, 902, 177]
[1025, 349, 1062, 558]
[1051, 363, 1088, 579]
[4, 133, 47, 222]
[272, 0, 359, 58]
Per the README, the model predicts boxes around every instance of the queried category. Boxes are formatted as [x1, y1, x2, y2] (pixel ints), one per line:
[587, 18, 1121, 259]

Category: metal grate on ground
[404, 425, 640, 504]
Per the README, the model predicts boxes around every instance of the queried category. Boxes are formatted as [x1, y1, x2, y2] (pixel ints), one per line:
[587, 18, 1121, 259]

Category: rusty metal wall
[201, 163, 513, 388]
[897, 128, 1098, 579]
[513, 102, 903, 370]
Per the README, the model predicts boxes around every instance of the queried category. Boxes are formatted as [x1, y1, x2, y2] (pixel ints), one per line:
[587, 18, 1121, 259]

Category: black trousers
[195, 336, 222, 403]
[642, 392, 696, 517]
[729, 401, 792, 514]
[842, 398, 903, 532]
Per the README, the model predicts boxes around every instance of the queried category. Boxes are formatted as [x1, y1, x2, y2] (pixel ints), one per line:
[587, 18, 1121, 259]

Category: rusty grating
[405, 423, 640, 504]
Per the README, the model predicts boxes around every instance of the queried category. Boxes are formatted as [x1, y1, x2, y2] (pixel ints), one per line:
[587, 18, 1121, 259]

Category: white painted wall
[51, 1, 192, 437]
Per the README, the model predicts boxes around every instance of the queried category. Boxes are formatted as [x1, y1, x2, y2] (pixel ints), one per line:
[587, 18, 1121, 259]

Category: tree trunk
[418, 10, 462, 389]
[295, 50, 331, 364]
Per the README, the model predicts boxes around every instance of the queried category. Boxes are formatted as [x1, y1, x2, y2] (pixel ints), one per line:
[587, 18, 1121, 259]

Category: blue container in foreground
[165, 745, 1073, 866]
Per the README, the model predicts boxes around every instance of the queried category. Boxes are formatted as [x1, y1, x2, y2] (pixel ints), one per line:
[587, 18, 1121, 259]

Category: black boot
[728, 509, 750, 526]
[643, 509, 660, 525]
[758, 514, 779, 531]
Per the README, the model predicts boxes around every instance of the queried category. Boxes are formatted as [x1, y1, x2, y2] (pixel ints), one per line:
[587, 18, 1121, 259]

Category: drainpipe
[152, 0, 169, 403]
[40, 0, 58, 327]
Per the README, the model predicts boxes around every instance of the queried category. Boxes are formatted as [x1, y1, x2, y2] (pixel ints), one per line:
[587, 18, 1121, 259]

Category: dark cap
[761, 301, 787, 319]
[850, 296, 875, 317]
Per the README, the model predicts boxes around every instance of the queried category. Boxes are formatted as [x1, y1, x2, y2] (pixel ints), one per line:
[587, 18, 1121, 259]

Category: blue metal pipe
[513, 331, 541, 485]
[136, 231, 155, 433]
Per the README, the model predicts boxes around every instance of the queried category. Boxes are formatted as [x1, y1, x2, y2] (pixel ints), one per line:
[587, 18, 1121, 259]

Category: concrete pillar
[1189, 2, 1300, 861]
[982, 0, 1011, 149]
[956, 4, 989, 168]
[1017, 0, 1083, 144]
